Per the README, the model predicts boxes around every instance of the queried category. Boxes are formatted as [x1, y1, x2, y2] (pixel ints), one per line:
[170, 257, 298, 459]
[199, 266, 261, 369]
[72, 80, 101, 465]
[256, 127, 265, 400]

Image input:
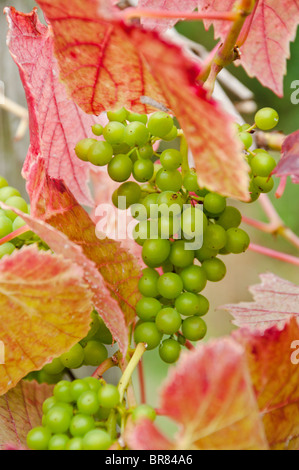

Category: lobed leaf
[222, 273, 299, 331]
[0, 381, 53, 450]
[0, 245, 93, 396]
[274, 130, 299, 184]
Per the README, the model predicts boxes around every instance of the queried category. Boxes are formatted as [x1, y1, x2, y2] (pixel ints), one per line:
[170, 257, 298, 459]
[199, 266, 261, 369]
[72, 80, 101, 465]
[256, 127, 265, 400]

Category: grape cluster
[0, 176, 46, 255]
[74, 108, 260, 364]
[26, 311, 113, 385]
[27, 378, 156, 450]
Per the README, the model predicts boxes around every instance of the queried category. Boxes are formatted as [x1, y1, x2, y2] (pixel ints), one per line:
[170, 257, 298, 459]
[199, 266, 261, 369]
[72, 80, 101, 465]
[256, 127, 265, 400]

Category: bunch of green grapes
[0, 176, 46, 255]
[26, 311, 114, 385]
[75, 107, 279, 365]
[27, 377, 156, 450]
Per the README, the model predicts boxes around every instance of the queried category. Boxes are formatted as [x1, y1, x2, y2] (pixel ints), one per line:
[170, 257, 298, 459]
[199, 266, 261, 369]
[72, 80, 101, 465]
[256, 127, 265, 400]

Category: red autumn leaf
[222, 273, 299, 331]
[274, 130, 299, 184]
[234, 318, 299, 450]
[125, 418, 175, 451]
[126, 339, 268, 450]
[0, 381, 53, 450]
[34, 1, 249, 200]
[138, 0, 198, 32]
[138, 0, 299, 97]
[5, 7, 106, 207]
[0, 245, 93, 396]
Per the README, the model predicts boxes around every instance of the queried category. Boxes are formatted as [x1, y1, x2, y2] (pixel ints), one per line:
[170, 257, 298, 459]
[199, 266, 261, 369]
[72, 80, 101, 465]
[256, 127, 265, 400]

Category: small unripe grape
[202, 258, 227, 282]
[253, 176, 274, 193]
[195, 245, 218, 262]
[53, 381, 73, 403]
[124, 122, 150, 146]
[156, 168, 183, 192]
[169, 240, 195, 268]
[65, 437, 84, 450]
[138, 268, 160, 297]
[238, 132, 253, 150]
[82, 429, 112, 450]
[107, 107, 128, 122]
[134, 322, 162, 350]
[183, 171, 199, 192]
[160, 149, 182, 170]
[70, 414, 95, 437]
[87, 141, 114, 166]
[132, 404, 156, 422]
[0, 242, 15, 259]
[180, 265, 207, 293]
[83, 341, 108, 367]
[136, 297, 162, 321]
[175, 292, 209, 317]
[138, 143, 153, 159]
[157, 273, 183, 299]
[182, 316, 207, 341]
[133, 159, 154, 182]
[255, 107, 279, 131]
[225, 228, 250, 254]
[103, 121, 126, 145]
[70, 379, 90, 401]
[108, 155, 133, 182]
[159, 339, 181, 363]
[48, 434, 70, 450]
[181, 207, 208, 240]
[157, 191, 183, 216]
[5, 196, 28, 221]
[91, 123, 104, 136]
[77, 390, 100, 415]
[0, 176, 8, 189]
[204, 193, 226, 215]
[75, 138, 97, 161]
[27, 427, 51, 450]
[155, 307, 182, 335]
[97, 384, 120, 409]
[163, 126, 178, 141]
[216, 206, 242, 230]
[45, 406, 72, 433]
[60, 343, 84, 369]
[142, 238, 171, 268]
[127, 112, 148, 124]
[204, 224, 227, 250]
[0, 216, 13, 238]
[148, 112, 174, 138]
[43, 357, 64, 375]
[250, 151, 276, 177]
[118, 181, 142, 208]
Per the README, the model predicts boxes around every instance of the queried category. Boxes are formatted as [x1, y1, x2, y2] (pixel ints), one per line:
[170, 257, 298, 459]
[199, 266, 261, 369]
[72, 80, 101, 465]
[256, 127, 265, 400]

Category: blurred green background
[0, 2, 298, 438]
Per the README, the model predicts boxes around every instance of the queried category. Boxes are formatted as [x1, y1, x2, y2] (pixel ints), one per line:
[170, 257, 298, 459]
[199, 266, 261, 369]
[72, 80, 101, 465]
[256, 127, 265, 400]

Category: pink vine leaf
[274, 130, 299, 184]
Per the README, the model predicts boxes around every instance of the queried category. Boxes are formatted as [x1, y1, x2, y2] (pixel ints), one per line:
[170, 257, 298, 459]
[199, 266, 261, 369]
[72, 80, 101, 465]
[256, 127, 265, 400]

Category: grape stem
[249, 243, 299, 266]
[0, 93, 29, 141]
[137, 358, 146, 404]
[118, 343, 147, 403]
[0, 226, 31, 245]
[122, 8, 240, 22]
[92, 351, 121, 378]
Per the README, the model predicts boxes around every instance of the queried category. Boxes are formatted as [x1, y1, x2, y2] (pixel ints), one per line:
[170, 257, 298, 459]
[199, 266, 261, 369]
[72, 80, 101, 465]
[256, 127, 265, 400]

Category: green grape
[83, 340, 108, 367]
[0, 176, 8, 189]
[65, 437, 84, 450]
[142, 193, 159, 219]
[131, 202, 148, 221]
[181, 207, 208, 240]
[203, 224, 227, 250]
[175, 292, 209, 317]
[180, 265, 207, 293]
[87, 141, 114, 166]
[75, 138, 97, 162]
[219, 246, 231, 255]
[37, 370, 64, 385]
[0, 215, 13, 238]
[0, 242, 15, 259]
[216, 206, 242, 230]
[80, 310, 101, 345]
[45, 405, 72, 434]
[159, 339, 181, 363]
[133, 159, 154, 182]
[195, 245, 218, 262]
[82, 429, 112, 450]
[148, 112, 173, 138]
[127, 112, 148, 124]
[133, 220, 152, 246]
[95, 407, 111, 421]
[250, 151, 276, 177]
[70, 379, 90, 401]
[108, 155, 133, 182]
[183, 171, 199, 192]
[70, 414, 95, 437]
[157, 272, 183, 299]
[12, 216, 33, 240]
[92, 316, 113, 345]
[43, 358, 65, 375]
[42, 396, 57, 415]
[157, 191, 184, 216]
[195, 187, 209, 197]
[98, 384, 120, 409]
[136, 297, 162, 321]
[112, 142, 131, 155]
[204, 193, 226, 215]
[134, 322, 163, 350]
[155, 307, 181, 335]
[138, 268, 160, 297]
[77, 390, 100, 415]
[255, 107, 279, 131]
[169, 240, 195, 268]
[182, 316, 207, 341]
[124, 122, 150, 146]
[160, 149, 182, 170]
[248, 179, 261, 202]
[103, 121, 126, 145]
[238, 132, 253, 150]
[53, 381, 74, 403]
[142, 238, 171, 268]
[91, 124, 104, 136]
[163, 126, 178, 142]
[252, 176, 273, 194]
[156, 169, 183, 192]
[107, 107, 128, 122]
[5, 196, 28, 221]
[225, 228, 250, 254]
[83, 377, 101, 392]
[48, 434, 69, 450]
[27, 427, 51, 451]
[202, 258, 227, 282]
[118, 182, 141, 208]
[158, 214, 180, 239]
[132, 404, 156, 422]
[60, 343, 84, 369]
[138, 143, 154, 160]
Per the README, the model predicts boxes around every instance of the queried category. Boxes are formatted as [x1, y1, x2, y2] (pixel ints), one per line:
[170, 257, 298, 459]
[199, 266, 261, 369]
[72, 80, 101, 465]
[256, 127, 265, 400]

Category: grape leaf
[0, 381, 53, 450]
[222, 273, 299, 331]
[138, 0, 299, 97]
[0, 245, 93, 396]
[234, 318, 299, 450]
[274, 130, 299, 184]
[33, 1, 250, 200]
[125, 418, 175, 450]
[138, 0, 198, 32]
[5, 7, 105, 207]
[126, 338, 268, 450]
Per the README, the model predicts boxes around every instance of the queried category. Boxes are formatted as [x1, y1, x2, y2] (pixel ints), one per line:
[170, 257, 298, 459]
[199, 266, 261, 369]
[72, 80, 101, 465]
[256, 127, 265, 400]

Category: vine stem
[0, 226, 31, 245]
[92, 351, 121, 378]
[137, 358, 146, 404]
[123, 8, 240, 22]
[249, 243, 299, 266]
[118, 343, 147, 403]
[0, 94, 29, 141]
